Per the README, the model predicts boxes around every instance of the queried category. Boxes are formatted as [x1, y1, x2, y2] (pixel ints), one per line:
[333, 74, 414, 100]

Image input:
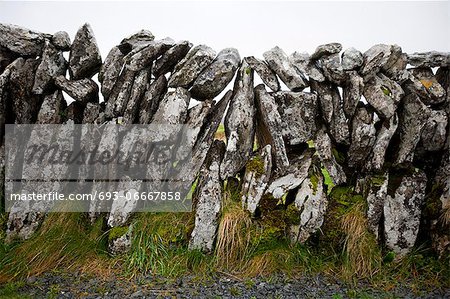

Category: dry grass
[242, 248, 291, 277]
[439, 200, 450, 226]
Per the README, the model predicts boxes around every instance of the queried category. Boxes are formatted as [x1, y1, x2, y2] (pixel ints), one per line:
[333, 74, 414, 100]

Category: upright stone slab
[138, 75, 167, 124]
[153, 41, 192, 77]
[99, 46, 125, 100]
[124, 38, 175, 72]
[343, 71, 364, 118]
[348, 106, 377, 169]
[69, 23, 102, 79]
[363, 73, 403, 119]
[245, 56, 280, 92]
[36, 90, 66, 124]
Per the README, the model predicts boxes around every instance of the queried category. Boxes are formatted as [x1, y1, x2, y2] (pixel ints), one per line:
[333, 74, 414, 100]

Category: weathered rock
[435, 67, 450, 106]
[348, 106, 377, 168]
[384, 171, 427, 256]
[361, 44, 402, 77]
[36, 90, 66, 124]
[69, 23, 102, 80]
[153, 41, 192, 77]
[55, 75, 99, 104]
[290, 52, 326, 82]
[314, 126, 347, 185]
[263, 46, 308, 91]
[109, 226, 133, 255]
[82, 102, 102, 123]
[123, 69, 151, 124]
[241, 145, 272, 215]
[266, 149, 313, 199]
[407, 52, 450, 68]
[32, 40, 66, 94]
[0, 23, 49, 56]
[254, 84, 289, 170]
[118, 29, 155, 54]
[108, 178, 142, 227]
[272, 91, 318, 145]
[341, 47, 363, 71]
[168, 45, 216, 88]
[420, 110, 447, 151]
[64, 101, 85, 124]
[311, 43, 342, 61]
[99, 46, 125, 100]
[191, 48, 240, 100]
[395, 93, 431, 165]
[363, 73, 404, 119]
[138, 75, 167, 124]
[0, 67, 10, 142]
[343, 71, 364, 118]
[406, 67, 446, 105]
[124, 38, 175, 72]
[220, 61, 255, 179]
[319, 53, 346, 84]
[0, 46, 18, 73]
[151, 87, 190, 126]
[104, 69, 135, 118]
[366, 173, 389, 239]
[384, 52, 408, 80]
[245, 56, 280, 91]
[51, 31, 71, 51]
[189, 140, 225, 252]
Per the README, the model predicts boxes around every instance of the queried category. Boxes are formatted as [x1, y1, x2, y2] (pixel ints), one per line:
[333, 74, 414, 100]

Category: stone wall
[0, 23, 449, 257]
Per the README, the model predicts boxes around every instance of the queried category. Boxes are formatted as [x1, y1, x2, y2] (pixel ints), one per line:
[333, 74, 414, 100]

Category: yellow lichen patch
[420, 79, 433, 89]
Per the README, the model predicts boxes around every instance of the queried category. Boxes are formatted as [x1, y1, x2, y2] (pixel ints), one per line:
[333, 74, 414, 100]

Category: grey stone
[0, 45, 18, 73]
[51, 31, 71, 51]
[123, 69, 151, 124]
[366, 173, 389, 239]
[311, 43, 342, 60]
[263, 46, 308, 91]
[64, 101, 85, 124]
[272, 91, 318, 145]
[420, 109, 447, 151]
[343, 71, 364, 118]
[138, 75, 167, 124]
[168, 45, 216, 88]
[220, 61, 255, 179]
[109, 226, 133, 255]
[348, 106, 377, 168]
[32, 40, 67, 94]
[384, 170, 427, 256]
[435, 67, 450, 107]
[82, 102, 102, 124]
[319, 53, 346, 84]
[36, 90, 66, 124]
[153, 40, 192, 77]
[191, 48, 240, 100]
[254, 84, 289, 170]
[118, 29, 155, 54]
[0, 66, 11, 142]
[361, 44, 402, 76]
[55, 75, 99, 104]
[406, 67, 446, 105]
[124, 37, 175, 72]
[407, 51, 450, 68]
[341, 47, 363, 70]
[104, 69, 135, 118]
[108, 177, 142, 227]
[69, 23, 102, 80]
[151, 87, 190, 126]
[99, 46, 125, 100]
[245, 56, 280, 91]
[290, 52, 325, 82]
[0, 23, 49, 56]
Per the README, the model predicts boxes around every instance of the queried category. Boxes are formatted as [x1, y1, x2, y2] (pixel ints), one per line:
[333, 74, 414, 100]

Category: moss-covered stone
[245, 154, 265, 179]
[108, 226, 129, 241]
[285, 204, 301, 225]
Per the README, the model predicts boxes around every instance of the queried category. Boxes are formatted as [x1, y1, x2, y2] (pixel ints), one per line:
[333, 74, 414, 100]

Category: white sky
[1, 1, 449, 60]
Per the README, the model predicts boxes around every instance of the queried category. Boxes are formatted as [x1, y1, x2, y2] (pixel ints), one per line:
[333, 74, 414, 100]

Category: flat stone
[272, 91, 318, 145]
[310, 43, 342, 60]
[51, 31, 71, 51]
[123, 69, 151, 124]
[98, 46, 125, 100]
[245, 56, 280, 91]
[420, 109, 447, 152]
[290, 52, 325, 82]
[406, 67, 446, 105]
[361, 44, 402, 77]
[124, 37, 175, 72]
[69, 23, 102, 79]
[118, 29, 155, 54]
[36, 90, 66, 124]
[341, 47, 363, 70]
[366, 173, 389, 239]
[191, 48, 240, 100]
[168, 45, 216, 88]
[263, 46, 308, 91]
[0, 23, 49, 56]
[407, 51, 450, 68]
[348, 106, 377, 168]
[343, 71, 364, 118]
[138, 75, 167, 124]
[153, 41, 192, 77]
[55, 75, 99, 104]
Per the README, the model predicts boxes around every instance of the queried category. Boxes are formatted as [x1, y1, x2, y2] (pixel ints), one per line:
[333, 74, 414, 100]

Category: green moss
[370, 175, 386, 188]
[285, 204, 301, 225]
[332, 148, 345, 164]
[381, 86, 391, 96]
[245, 67, 252, 75]
[108, 226, 129, 241]
[245, 155, 265, 178]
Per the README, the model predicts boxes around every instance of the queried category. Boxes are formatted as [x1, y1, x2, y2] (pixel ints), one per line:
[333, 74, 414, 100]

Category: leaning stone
[138, 75, 167, 124]
[361, 44, 402, 77]
[118, 29, 155, 54]
[55, 75, 99, 104]
[191, 48, 240, 100]
[366, 173, 389, 239]
[320, 53, 346, 84]
[153, 41, 192, 77]
[51, 31, 71, 51]
[341, 47, 363, 70]
[168, 45, 216, 88]
[220, 61, 255, 179]
[420, 110, 447, 152]
[69, 23, 102, 79]
[189, 140, 225, 252]
[263, 46, 308, 91]
[384, 170, 427, 256]
[290, 52, 325, 82]
[123, 69, 151, 124]
[82, 102, 102, 123]
[104, 69, 135, 118]
[124, 38, 175, 72]
[254, 84, 289, 170]
[151, 87, 190, 126]
[407, 52, 450, 68]
[32, 40, 67, 94]
[272, 91, 318, 145]
[343, 71, 364, 118]
[98, 46, 125, 100]
[314, 126, 347, 185]
[245, 56, 280, 91]
[363, 73, 403, 119]
[0, 23, 49, 56]
[310, 43, 342, 60]
[348, 106, 377, 169]
[107, 178, 142, 227]
[406, 67, 446, 105]
[36, 90, 66, 124]
[241, 145, 272, 215]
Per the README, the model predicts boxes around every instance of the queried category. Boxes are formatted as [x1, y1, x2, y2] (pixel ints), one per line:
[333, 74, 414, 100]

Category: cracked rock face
[138, 75, 167, 124]
[420, 110, 448, 152]
[0, 23, 49, 56]
[343, 71, 363, 118]
[69, 23, 102, 80]
[341, 47, 363, 71]
[104, 69, 136, 118]
[363, 73, 403, 119]
[124, 37, 174, 72]
[407, 67, 446, 105]
[82, 102, 102, 124]
[319, 53, 346, 85]
[99, 46, 125, 100]
[245, 56, 280, 92]
[407, 52, 450, 68]
[55, 75, 99, 104]
[263, 46, 308, 91]
[153, 41, 192, 77]
[123, 69, 151, 124]
[348, 106, 377, 169]
[366, 173, 389, 239]
[384, 171, 427, 256]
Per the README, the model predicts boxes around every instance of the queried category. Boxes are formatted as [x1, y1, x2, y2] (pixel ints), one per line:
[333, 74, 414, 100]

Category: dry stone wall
[0, 23, 449, 257]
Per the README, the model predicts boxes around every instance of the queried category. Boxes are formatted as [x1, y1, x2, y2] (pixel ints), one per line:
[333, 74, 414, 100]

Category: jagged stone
[254, 84, 289, 170]
[420, 110, 447, 152]
[118, 29, 155, 54]
[55, 75, 99, 104]
[363, 73, 404, 119]
[151, 87, 190, 127]
[365, 114, 398, 171]
[311, 43, 342, 60]
[220, 61, 255, 179]
[384, 171, 427, 256]
[406, 67, 446, 105]
[168, 45, 216, 88]
[290, 52, 326, 82]
[395, 93, 431, 165]
[104, 69, 135, 118]
[343, 71, 364, 118]
[310, 80, 349, 145]
[407, 52, 450, 68]
[189, 140, 225, 252]
[153, 41, 192, 77]
[0, 23, 49, 56]
[138, 75, 167, 124]
[361, 44, 402, 77]
[69, 23, 102, 80]
[123, 69, 151, 124]
[263, 46, 308, 91]
[124, 38, 175, 72]
[348, 106, 377, 168]
[36, 90, 66, 124]
[32, 40, 66, 94]
[51, 31, 71, 51]
[241, 145, 272, 215]
[320, 53, 346, 85]
[366, 173, 389, 239]
[272, 91, 318, 145]
[314, 126, 347, 185]
[341, 47, 363, 70]
[191, 48, 240, 100]
[245, 56, 280, 92]
[99, 46, 125, 100]
[266, 149, 313, 199]
[82, 102, 102, 123]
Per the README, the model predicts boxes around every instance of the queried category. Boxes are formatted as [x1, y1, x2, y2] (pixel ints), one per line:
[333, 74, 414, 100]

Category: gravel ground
[3, 272, 449, 299]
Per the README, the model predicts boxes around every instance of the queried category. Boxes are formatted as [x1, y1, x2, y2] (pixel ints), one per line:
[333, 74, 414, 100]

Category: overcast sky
[1, 1, 449, 59]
